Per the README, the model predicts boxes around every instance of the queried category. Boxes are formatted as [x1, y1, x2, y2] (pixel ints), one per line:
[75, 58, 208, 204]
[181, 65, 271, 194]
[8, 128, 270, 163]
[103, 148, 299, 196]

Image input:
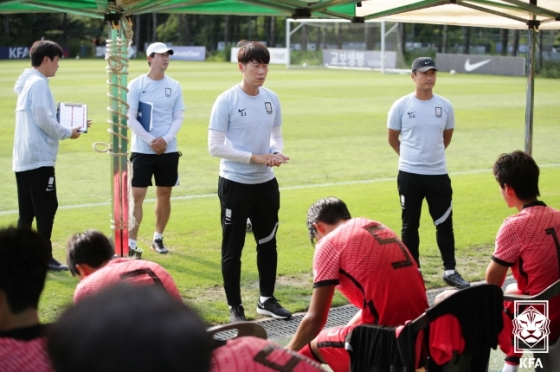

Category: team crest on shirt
[165, 88, 171, 97]
[265, 102, 273, 114]
[435, 107, 442, 117]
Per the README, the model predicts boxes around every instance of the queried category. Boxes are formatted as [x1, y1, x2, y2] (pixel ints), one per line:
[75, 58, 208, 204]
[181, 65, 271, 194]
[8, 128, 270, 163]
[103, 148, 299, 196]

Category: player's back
[326, 218, 428, 325]
[73, 258, 181, 303]
[210, 337, 325, 372]
[0, 326, 52, 372]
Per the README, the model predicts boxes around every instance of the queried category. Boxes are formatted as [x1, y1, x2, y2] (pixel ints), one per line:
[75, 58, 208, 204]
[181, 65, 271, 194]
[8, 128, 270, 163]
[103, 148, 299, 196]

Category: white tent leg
[525, 17, 538, 155]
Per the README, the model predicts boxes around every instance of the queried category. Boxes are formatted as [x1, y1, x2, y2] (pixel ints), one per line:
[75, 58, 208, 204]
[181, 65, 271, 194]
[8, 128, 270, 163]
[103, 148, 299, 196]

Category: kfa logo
[9, 47, 29, 59]
[512, 300, 550, 354]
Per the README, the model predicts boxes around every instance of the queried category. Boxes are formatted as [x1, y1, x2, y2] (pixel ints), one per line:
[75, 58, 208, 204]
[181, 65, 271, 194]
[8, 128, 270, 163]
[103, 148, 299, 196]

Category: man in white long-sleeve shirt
[208, 40, 291, 323]
[127, 42, 185, 257]
[13, 40, 82, 271]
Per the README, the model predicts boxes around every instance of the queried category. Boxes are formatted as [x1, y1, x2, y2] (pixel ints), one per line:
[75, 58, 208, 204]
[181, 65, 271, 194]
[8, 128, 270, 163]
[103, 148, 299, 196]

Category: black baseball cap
[411, 57, 438, 72]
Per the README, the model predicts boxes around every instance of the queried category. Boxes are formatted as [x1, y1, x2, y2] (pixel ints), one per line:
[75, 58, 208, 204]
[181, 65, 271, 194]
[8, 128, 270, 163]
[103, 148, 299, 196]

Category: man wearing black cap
[386, 57, 469, 289]
[127, 42, 185, 257]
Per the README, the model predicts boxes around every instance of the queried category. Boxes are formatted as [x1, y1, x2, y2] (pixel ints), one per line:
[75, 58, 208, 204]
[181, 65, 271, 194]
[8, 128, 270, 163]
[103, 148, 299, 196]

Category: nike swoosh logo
[464, 59, 491, 72]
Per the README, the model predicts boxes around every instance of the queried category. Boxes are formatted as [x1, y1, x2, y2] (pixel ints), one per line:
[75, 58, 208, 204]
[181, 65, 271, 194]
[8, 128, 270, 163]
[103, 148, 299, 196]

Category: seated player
[0, 226, 53, 372]
[47, 284, 212, 372]
[486, 151, 560, 372]
[286, 197, 429, 372]
[211, 336, 325, 371]
[66, 229, 181, 303]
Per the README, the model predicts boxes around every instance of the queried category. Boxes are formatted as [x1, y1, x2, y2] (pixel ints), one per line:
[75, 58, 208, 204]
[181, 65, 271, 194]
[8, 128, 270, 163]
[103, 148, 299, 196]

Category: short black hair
[493, 150, 540, 200]
[66, 230, 114, 277]
[237, 40, 270, 64]
[307, 197, 352, 246]
[47, 284, 213, 372]
[29, 40, 63, 67]
[0, 226, 50, 313]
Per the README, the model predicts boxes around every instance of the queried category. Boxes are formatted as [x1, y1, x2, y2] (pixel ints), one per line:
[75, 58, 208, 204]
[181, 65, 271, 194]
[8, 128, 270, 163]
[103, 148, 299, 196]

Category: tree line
[1, 13, 558, 60]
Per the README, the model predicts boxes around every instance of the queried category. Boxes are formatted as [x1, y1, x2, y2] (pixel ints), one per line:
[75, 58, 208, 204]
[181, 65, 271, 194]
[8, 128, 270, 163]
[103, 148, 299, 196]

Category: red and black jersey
[0, 324, 53, 372]
[211, 337, 324, 372]
[313, 218, 428, 326]
[492, 203, 560, 339]
[74, 257, 181, 303]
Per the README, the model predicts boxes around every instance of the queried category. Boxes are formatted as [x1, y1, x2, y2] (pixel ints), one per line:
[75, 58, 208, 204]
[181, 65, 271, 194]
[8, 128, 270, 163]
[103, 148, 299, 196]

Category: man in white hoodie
[13, 40, 82, 271]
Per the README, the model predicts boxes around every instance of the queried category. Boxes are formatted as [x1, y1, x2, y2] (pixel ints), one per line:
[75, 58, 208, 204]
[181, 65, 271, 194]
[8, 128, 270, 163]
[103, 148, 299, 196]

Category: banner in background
[322, 50, 396, 69]
[436, 53, 525, 76]
[0, 45, 69, 59]
[169, 46, 205, 61]
[230, 47, 288, 64]
[96, 46, 137, 59]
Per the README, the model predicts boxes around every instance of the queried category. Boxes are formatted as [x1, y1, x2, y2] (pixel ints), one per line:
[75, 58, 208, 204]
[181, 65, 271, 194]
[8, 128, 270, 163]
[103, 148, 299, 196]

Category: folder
[137, 101, 153, 132]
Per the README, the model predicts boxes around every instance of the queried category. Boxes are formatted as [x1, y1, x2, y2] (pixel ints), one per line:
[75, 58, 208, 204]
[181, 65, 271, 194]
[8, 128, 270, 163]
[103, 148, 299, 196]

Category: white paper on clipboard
[57, 102, 88, 133]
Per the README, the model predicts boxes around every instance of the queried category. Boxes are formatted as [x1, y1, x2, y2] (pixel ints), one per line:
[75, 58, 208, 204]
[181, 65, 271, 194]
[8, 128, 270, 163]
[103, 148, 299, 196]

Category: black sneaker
[230, 305, 247, 323]
[48, 258, 69, 272]
[443, 271, 470, 289]
[256, 297, 292, 319]
[151, 239, 168, 254]
[128, 246, 143, 259]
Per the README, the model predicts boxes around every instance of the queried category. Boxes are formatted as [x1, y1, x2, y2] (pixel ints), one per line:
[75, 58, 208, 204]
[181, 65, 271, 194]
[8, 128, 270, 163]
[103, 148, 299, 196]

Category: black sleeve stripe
[313, 279, 339, 288]
[491, 255, 515, 267]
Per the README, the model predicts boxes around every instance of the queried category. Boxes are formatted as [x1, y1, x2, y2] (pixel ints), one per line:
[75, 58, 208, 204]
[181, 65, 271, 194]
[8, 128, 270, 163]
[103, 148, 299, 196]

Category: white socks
[154, 232, 163, 241]
[501, 364, 518, 372]
[129, 239, 137, 249]
[260, 296, 272, 304]
[445, 270, 455, 276]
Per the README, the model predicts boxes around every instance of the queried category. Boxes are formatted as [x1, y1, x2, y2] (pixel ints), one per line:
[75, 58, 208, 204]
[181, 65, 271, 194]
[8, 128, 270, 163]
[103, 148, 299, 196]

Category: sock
[129, 239, 137, 248]
[300, 343, 323, 363]
[501, 363, 519, 372]
[260, 296, 272, 304]
[229, 304, 242, 309]
[154, 232, 163, 241]
[444, 270, 455, 276]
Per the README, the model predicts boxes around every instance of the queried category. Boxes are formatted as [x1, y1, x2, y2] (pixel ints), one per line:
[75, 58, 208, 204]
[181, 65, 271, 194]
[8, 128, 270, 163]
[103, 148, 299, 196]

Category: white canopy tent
[358, 0, 560, 155]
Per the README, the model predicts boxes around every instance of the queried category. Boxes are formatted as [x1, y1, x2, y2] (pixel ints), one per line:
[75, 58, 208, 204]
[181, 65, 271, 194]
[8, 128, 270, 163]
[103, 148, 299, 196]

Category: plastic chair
[503, 279, 560, 372]
[207, 321, 268, 340]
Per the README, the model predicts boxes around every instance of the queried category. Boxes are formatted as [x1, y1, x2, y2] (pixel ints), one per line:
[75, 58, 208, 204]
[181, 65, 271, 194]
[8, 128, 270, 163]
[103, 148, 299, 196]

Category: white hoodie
[13, 68, 72, 172]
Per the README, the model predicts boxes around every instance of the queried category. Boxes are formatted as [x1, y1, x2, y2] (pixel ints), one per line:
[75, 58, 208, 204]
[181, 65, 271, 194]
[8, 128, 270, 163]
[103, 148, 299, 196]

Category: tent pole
[524, 17, 539, 155]
[286, 18, 291, 69]
[381, 21, 385, 74]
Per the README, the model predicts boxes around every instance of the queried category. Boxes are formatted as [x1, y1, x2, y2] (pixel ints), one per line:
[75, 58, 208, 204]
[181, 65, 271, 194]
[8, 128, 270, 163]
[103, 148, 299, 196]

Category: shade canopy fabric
[357, 0, 560, 30]
[0, 1, 559, 31]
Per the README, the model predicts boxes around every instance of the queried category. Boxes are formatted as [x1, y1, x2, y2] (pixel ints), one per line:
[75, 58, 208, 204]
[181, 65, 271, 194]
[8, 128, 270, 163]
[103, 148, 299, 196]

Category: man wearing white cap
[387, 57, 469, 289]
[126, 42, 185, 257]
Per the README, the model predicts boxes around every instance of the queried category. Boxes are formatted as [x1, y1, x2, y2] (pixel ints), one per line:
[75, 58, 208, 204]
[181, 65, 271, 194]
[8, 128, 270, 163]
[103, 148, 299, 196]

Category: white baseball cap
[146, 42, 174, 56]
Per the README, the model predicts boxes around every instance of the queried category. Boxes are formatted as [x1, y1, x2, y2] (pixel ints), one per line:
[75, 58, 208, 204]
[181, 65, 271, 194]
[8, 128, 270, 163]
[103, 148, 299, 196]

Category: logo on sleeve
[265, 102, 273, 114]
[435, 107, 442, 117]
[238, 108, 247, 116]
[407, 111, 415, 119]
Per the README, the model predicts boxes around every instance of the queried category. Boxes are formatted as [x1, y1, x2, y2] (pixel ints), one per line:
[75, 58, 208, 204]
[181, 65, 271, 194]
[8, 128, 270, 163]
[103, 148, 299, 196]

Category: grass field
[0, 59, 559, 325]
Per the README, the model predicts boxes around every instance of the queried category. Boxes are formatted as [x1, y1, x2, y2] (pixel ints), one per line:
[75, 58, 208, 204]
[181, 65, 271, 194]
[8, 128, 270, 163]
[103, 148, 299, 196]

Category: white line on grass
[1, 164, 558, 216]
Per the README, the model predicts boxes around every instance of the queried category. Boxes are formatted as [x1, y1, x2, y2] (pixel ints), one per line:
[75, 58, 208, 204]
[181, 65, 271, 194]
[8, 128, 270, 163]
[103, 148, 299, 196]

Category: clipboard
[57, 102, 88, 133]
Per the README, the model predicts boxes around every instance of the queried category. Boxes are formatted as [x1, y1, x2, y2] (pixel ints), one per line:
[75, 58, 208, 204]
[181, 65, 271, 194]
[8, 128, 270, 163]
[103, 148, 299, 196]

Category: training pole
[95, 14, 132, 256]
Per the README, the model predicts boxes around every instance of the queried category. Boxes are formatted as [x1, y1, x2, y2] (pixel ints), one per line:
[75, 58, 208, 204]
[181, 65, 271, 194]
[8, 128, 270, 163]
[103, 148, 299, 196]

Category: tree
[462, 26, 470, 54]
[500, 29, 508, 55]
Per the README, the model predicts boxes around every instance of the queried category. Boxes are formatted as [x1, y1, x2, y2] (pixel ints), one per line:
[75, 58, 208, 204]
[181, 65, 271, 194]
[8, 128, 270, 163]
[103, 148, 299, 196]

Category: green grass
[0, 60, 559, 325]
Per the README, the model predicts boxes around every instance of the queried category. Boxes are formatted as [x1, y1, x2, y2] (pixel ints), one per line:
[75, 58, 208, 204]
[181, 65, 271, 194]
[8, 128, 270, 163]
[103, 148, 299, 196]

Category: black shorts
[130, 152, 180, 187]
